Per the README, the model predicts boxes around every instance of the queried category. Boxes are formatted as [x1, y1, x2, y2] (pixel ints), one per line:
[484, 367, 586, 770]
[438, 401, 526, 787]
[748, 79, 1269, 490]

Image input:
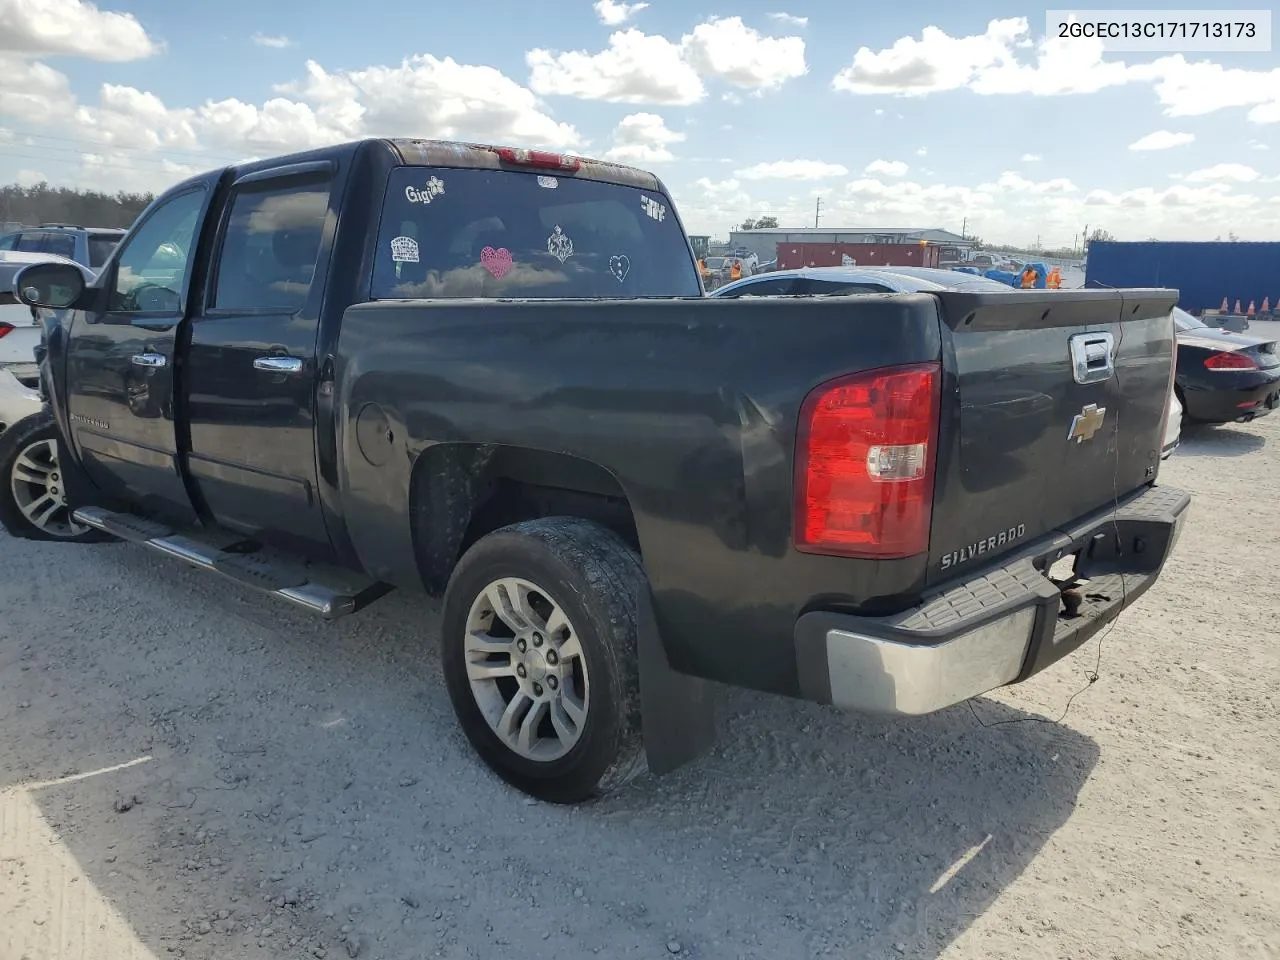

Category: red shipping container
[776, 242, 940, 270]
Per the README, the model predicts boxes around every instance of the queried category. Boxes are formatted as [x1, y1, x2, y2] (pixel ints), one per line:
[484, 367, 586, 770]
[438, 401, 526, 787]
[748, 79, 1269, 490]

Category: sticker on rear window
[480, 245, 513, 279]
[546, 225, 574, 263]
[537, 176, 558, 189]
[405, 176, 445, 204]
[390, 236, 419, 263]
[609, 254, 630, 283]
[640, 195, 665, 222]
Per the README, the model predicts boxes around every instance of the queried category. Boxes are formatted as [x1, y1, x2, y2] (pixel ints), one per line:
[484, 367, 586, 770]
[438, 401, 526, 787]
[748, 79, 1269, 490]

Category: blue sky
[1, 0, 1277, 246]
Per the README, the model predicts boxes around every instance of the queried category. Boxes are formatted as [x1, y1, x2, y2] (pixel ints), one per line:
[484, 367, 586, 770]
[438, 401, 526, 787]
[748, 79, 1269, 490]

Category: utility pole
[961, 217, 966, 239]
[814, 197, 822, 228]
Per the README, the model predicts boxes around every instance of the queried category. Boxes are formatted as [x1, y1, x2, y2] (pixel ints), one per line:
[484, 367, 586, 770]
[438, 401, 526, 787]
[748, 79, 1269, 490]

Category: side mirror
[14, 262, 87, 310]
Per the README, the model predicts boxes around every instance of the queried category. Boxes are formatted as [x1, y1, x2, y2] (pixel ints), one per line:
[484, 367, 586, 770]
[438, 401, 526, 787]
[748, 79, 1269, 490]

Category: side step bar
[73, 506, 391, 619]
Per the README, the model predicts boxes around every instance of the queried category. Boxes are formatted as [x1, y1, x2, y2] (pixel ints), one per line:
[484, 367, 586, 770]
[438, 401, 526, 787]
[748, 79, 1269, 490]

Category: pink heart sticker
[480, 246, 513, 279]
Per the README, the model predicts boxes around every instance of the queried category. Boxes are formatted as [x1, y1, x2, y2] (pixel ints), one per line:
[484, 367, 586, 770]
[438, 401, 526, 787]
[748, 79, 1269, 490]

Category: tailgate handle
[1069, 333, 1115, 384]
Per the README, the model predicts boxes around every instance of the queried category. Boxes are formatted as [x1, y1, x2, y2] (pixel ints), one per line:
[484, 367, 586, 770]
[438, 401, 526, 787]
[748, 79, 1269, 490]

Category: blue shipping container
[1085, 241, 1280, 314]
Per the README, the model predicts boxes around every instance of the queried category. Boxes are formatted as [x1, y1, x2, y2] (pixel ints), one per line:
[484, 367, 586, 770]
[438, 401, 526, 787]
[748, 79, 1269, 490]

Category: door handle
[131, 353, 168, 368]
[253, 356, 303, 374]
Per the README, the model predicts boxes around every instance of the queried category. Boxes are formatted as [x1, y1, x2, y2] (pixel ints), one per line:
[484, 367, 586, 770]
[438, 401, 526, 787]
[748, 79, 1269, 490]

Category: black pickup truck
[1, 138, 1189, 803]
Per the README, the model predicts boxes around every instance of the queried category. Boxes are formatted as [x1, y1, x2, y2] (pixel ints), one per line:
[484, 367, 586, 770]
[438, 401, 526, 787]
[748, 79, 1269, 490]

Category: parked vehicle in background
[708, 264, 1016, 298]
[714, 264, 1184, 457]
[0, 224, 126, 272]
[0, 368, 42, 437]
[6, 136, 1188, 803]
[1163, 390, 1181, 458]
[1173, 306, 1280, 424]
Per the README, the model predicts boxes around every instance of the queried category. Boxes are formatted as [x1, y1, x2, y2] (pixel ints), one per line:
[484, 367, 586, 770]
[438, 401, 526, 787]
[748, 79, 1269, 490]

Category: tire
[0, 410, 113, 543]
[441, 517, 648, 803]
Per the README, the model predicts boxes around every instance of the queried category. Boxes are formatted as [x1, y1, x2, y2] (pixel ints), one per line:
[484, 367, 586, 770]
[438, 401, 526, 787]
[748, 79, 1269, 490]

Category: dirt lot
[2, 408, 1279, 960]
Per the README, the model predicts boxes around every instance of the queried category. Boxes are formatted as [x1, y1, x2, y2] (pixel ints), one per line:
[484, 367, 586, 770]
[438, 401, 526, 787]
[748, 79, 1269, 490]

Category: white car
[712, 265, 1183, 459]
[0, 367, 42, 436]
[0, 250, 95, 384]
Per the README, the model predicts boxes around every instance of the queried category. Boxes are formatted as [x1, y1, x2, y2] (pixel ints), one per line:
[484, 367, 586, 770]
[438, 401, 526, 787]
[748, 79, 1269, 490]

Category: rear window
[373, 166, 700, 300]
[88, 233, 121, 268]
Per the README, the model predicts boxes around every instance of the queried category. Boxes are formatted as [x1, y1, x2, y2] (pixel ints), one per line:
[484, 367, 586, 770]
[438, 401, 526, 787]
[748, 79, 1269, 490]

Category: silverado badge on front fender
[1067, 403, 1106, 443]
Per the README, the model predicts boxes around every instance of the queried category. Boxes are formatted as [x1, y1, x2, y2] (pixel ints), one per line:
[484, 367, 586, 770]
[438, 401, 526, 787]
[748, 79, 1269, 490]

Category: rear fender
[405, 441, 717, 775]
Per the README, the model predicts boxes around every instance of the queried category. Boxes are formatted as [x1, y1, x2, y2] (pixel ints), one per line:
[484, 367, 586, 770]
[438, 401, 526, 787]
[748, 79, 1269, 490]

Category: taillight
[0, 322, 12, 339]
[1159, 332, 1178, 443]
[1204, 351, 1256, 370]
[494, 147, 581, 172]
[794, 362, 941, 559]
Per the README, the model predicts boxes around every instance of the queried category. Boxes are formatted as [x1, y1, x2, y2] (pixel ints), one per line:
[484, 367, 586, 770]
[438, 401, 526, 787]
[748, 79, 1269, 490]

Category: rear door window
[373, 166, 700, 299]
[88, 233, 121, 268]
[42, 232, 76, 259]
[718, 277, 799, 297]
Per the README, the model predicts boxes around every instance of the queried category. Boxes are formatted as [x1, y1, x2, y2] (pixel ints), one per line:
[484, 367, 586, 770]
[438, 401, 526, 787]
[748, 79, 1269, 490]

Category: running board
[73, 506, 391, 619]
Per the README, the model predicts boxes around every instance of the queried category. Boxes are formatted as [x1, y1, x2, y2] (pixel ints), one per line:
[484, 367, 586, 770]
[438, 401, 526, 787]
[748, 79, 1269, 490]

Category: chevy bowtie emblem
[1068, 403, 1107, 443]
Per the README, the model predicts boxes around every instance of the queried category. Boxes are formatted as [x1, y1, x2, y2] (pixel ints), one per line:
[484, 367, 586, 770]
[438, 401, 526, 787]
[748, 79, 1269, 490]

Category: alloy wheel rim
[464, 577, 590, 762]
[9, 438, 88, 538]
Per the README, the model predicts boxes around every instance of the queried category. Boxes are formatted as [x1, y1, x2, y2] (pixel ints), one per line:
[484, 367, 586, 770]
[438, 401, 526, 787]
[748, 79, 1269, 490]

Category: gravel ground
[2, 406, 1279, 960]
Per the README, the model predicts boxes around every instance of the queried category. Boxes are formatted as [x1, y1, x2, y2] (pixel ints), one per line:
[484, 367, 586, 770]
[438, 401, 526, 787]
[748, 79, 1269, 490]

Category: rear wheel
[440, 518, 647, 803]
[0, 411, 112, 543]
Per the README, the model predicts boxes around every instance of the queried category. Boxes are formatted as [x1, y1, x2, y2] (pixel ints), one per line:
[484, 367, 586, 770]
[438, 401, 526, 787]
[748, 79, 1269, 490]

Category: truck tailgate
[927, 289, 1178, 583]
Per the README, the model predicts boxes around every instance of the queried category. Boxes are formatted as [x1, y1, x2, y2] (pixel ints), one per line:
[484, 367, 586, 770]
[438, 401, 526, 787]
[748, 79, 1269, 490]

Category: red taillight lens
[495, 147, 581, 172]
[794, 362, 941, 559]
[0, 322, 13, 339]
[1204, 351, 1256, 370]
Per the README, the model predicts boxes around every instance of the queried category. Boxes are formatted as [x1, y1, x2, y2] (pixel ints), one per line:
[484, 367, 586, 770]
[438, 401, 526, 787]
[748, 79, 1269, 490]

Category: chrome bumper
[794, 484, 1191, 717]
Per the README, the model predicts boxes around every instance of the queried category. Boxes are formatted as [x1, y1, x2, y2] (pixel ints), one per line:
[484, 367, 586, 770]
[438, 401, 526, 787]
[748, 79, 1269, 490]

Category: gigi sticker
[609, 254, 630, 282]
[480, 246, 513, 279]
[405, 176, 445, 204]
[546, 225, 574, 263]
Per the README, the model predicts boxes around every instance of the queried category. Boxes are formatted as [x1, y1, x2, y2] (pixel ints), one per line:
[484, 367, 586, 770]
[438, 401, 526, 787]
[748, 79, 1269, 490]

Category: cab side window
[109, 189, 207, 314]
[211, 177, 331, 313]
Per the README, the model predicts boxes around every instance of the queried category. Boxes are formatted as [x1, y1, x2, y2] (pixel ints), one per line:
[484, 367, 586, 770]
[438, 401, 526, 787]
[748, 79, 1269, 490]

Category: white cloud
[768, 12, 807, 27]
[830, 18, 1280, 124]
[0, 0, 157, 61]
[0, 50, 581, 192]
[736, 159, 849, 180]
[915, 147, 927, 156]
[593, 0, 648, 25]
[252, 33, 295, 49]
[1249, 140, 1270, 151]
[602, 112, 683, 163]
[1021, 153, 1041, 161]
[1140, 56, 1280, 123]
[1182, 164, 1260, 183]
[865, 159, 907, 177]
[527, 17, 806, 103]
[528, 28, 704, 104]
[682, 17, 806, 90]
[1128, 130, 1194, 151]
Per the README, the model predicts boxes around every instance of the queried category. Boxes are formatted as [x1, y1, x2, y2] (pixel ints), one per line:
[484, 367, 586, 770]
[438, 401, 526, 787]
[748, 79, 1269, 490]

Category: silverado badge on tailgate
[1067, 403, 1106, 443]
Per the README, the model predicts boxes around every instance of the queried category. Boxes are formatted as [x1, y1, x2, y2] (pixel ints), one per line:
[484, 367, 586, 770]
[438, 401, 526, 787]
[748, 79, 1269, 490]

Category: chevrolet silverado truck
[1, 138, 1189, 803]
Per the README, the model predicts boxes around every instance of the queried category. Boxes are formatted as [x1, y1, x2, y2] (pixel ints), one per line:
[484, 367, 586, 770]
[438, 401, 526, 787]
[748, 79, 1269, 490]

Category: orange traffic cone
[1247, 300, 1257, 315]
[1220, 297, 1230, 313]
[1235, 299, 1243, 314]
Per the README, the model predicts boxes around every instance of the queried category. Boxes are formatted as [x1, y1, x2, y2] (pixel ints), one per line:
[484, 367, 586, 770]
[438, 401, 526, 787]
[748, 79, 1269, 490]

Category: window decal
[546, 225, 574, 263]
[480, 245, 513, 279]
[390, 236, 420, 263]
[609, 254, 631, 283]
[405, 177, 445, 204]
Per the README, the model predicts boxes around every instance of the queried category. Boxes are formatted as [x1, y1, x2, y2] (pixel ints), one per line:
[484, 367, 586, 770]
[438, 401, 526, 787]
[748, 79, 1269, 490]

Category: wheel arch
[408, 442, 641, 595]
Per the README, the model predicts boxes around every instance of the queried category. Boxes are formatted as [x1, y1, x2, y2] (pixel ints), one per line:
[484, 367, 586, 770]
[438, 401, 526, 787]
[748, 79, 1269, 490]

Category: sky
[0, 0, 1278, 248]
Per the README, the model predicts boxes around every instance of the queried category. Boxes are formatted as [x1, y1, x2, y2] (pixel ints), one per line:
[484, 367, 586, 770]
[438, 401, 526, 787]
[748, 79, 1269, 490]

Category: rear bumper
[1181, 370, 1280, 423]
[794, 484, 1190, 716]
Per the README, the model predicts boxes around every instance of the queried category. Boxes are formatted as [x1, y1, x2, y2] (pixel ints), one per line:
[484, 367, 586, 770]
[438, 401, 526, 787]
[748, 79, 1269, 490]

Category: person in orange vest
[730, 259, 743, 282]
[1046, 266, 1062, 289]
[1020, 265, 1038, 289]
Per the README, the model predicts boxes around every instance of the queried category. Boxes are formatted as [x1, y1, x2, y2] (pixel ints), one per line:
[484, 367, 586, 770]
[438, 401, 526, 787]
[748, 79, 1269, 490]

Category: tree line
[0, 182, 154, 231]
